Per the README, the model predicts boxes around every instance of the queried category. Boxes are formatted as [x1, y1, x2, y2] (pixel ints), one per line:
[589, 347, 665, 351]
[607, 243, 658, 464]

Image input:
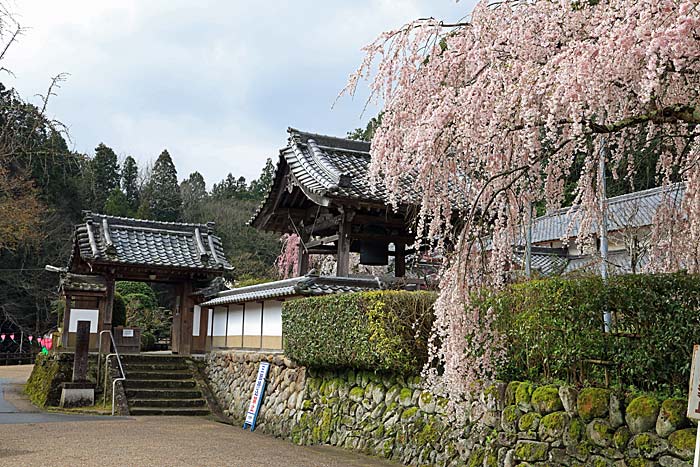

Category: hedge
[282, 291, 436, 374]
[112, 292, 127, 327]
[489, 272, 700, 391]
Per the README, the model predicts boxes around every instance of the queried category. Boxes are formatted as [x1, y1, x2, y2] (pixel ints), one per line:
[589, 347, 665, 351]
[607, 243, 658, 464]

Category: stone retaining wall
[205, 351, 695, 466]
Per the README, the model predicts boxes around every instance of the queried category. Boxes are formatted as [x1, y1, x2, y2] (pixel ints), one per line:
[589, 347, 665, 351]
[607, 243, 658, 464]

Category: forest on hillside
[0, 81, 281, 336]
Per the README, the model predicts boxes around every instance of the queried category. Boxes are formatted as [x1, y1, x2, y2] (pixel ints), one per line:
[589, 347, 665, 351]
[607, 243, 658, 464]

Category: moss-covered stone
[384, 384, 402, 405]
[349, 386, 365, 402]
[630, 432, 668, 459]
[656, 397, 688, 438]
[516, 381, 535, 412]
[531, 385, 563, 415]
[564, 418, 585, 446]
[590, 455, 612, 467]
[613, 426, 632, 450]
[626, 395, 661, 434]
[577, 387, 610, 422]
[668, 427, 696, 460]
[626, 458, 655, 467]
[25, 353, 77, 407]
[418, 390, 436, 414]
[518, 411, 541, 432]
[505, 381, 521, 406]
[514, 440, 548, 461]
[502, 404, 521, 433]
[467, 446, 485, 467]
[381, 439, 393, 458]
[398, 387, 414, 407]
[400, 406, 419, 421]
[415, 419, 440, 447]
[586, 418, 613, 447]
[539, 411, 570, 441]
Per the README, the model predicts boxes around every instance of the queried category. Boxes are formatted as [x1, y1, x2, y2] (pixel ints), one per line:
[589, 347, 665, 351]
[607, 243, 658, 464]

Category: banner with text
[243, 361, 270, 431]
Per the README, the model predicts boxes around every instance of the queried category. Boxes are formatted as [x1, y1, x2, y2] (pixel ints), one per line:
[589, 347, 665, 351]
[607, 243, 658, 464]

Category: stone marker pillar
[60, 320, 95, 408]
[73, 320, 90, 382]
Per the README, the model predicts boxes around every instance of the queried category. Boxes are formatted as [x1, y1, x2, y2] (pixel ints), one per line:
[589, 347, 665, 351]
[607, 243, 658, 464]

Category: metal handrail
[97, 330, 126, 415]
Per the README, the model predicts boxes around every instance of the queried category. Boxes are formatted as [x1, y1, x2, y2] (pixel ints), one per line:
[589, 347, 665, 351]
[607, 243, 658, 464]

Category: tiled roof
[513, 252, 569, 276]
[531, 183, 686, 244]
[60, 273, 107, 293]
[69, 212, 232, 272]
[200, 273, 382, 307]
[250, 128, 421, 229]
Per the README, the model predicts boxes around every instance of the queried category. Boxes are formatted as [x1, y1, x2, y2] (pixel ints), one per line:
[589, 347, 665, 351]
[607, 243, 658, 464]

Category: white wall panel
[262, 301, 282, 336]
[243, 302, 262, 336]
[68, 309, 99, 333]
[212, 306, 228, 336]
[192, 305, 201, 337]
[227, 305, 244, 336]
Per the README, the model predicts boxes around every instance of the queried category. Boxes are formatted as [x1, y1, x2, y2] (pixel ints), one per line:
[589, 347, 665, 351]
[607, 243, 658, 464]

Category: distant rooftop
[531, 183, 686, 244]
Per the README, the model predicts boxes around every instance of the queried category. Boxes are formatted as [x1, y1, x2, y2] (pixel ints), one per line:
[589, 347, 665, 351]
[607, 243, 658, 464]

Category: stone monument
[59, 320, 95, 408]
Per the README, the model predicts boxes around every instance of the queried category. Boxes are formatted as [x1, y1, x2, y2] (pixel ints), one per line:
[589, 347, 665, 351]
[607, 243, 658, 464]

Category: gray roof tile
[60, 273, 108, 293]
[69, 212, 232, 271]
[531, 183, 686, 244]
[200, 274, 381, 307]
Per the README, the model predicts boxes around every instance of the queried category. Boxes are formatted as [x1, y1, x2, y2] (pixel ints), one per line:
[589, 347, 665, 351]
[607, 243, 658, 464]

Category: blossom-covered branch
[345, 0, 700, 404]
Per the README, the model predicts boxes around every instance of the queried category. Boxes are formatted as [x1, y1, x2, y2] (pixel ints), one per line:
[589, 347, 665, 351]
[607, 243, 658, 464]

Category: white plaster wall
[193, 305, 201, 337]
[227, 305, 244, 336]
[212, 306, 228, 337]
[68, 309, 99, 333]
[207, 308, 213, 336]
[243, 302, 262, 336]
[262, 301, 283, 337]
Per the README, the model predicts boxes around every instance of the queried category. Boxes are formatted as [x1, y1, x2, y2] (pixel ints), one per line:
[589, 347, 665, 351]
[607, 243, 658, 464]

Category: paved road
[0, 365, 401, 467]
[0, 365, 109, 424]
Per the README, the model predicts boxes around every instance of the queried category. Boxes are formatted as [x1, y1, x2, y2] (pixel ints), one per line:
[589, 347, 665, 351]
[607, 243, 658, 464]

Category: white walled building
[198, 273, 381, 352]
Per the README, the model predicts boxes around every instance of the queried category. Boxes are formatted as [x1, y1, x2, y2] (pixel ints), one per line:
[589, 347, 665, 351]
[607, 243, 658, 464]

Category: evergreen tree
[211, 173, 237, 199]
[121, 156, 139, 212]
[248, 158, 275, 200]
[92, 143, 120, 212]
[180, 171, 207, 221]
[145, 149, 182, 222]
[103, 188, 132, 217]
[347, 115, 382, 142]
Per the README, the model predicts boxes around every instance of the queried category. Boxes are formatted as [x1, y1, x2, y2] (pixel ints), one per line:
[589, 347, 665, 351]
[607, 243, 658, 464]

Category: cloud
[3, 0, 473, 184]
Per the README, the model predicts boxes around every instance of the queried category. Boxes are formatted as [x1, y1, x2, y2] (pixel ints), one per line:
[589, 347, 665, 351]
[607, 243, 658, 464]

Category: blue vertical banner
[243, 361, 270, 431]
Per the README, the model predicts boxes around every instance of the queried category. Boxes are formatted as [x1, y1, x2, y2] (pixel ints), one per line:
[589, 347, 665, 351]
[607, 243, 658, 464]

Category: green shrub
[112, 292, 127, 327]
[282, 290, 436, 374]
[488, 272, 700, 391]
[123, 292, 157, 312]
[116, 281, 157, 305]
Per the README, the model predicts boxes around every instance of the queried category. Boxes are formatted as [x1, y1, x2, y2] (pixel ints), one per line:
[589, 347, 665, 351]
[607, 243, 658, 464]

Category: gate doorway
[62, 212, 232, 355]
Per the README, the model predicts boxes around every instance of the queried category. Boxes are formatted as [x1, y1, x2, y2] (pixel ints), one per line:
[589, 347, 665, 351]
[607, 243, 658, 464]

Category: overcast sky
[4, 1, 474, 186]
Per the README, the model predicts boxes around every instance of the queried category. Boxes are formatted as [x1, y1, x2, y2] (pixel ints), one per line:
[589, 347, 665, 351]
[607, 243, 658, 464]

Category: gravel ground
[0, 365, 402, 467]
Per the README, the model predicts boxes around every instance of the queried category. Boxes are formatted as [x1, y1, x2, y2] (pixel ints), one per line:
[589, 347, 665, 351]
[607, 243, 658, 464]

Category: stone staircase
[121, 355, 210, 416]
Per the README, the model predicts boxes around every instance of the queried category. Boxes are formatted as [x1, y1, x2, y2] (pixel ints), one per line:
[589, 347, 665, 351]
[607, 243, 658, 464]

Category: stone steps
[125, 388, 203, 400]
[129, 398, 206, 408]
[126, 370, 193, 380]
[118, 355, 211, 417]
[125, 379, 197, 390]
[128, 407, 210, 416]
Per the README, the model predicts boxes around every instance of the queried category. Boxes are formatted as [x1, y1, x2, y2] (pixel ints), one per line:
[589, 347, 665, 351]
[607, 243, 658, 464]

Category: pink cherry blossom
[344, 0, 700, 402]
